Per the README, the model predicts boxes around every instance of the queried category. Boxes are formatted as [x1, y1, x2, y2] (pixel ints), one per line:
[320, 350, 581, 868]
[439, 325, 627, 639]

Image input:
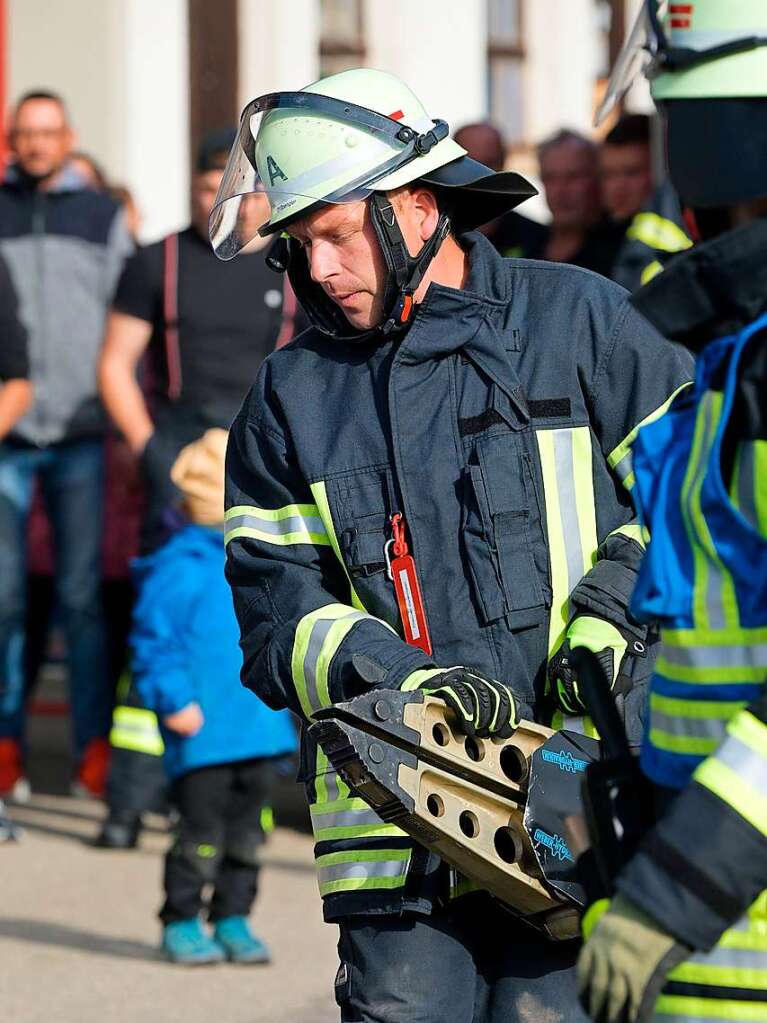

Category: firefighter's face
[288, 199, 387, 329]
[288, 187, 440, 331]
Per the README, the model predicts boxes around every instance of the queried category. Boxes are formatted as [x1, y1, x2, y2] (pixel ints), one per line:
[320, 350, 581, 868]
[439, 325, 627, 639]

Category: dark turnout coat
[224, 232, 692, 920]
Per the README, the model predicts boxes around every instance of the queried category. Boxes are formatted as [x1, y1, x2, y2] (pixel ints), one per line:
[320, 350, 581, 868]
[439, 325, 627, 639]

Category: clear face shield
[595, 0, 767, 126]
[208, 91, 448, 260]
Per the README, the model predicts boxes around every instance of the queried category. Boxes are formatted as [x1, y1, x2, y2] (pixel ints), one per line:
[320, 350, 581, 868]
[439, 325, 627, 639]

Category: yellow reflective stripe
[313, 745, 350, 807]
[694, 757, 767, 839]
[681, 391, 740, 631]
[732, 441, 767, 538]
[224, 502, 331, 547]
[655, 659, 767, 684]
[309, 481, 365, 611]
[552, 710, 600, 738]
[640, 259, 664, 286]
[292, 603, 373, 718]
[607, 522, 649, 548]
[626, 212, 692, 254]
[310, 795, 406, 841]
[655, 993, 767, 1020]
[607, 382, 692, 492]
[400, 668, 446, 691]
[536, 429, 570, 656]
[260, 806, 275, 833]
[536, 428, 599, 657]
[109, 707, 164, 756]
[581, 898, 611, 939]
[663, 627, 767, 648]
[316, 848, 411, 896]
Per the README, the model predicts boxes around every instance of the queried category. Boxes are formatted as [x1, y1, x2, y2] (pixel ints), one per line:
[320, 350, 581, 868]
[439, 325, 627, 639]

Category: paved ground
[2, 708, 338, 1023]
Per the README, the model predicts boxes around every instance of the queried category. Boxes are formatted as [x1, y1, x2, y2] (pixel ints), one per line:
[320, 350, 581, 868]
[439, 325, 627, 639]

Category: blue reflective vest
[631, 311, 767, 791]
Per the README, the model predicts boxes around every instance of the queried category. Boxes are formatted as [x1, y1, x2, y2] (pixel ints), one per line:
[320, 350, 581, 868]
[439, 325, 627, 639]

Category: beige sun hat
[170, 428, 228, 526]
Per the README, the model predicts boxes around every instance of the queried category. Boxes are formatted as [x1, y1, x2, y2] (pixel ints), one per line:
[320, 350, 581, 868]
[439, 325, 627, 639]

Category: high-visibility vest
[631, 311, 767, 1023]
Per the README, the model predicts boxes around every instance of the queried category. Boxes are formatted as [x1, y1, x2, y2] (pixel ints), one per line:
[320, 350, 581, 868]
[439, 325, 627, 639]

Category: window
[319, 0, 365, 78]
[487, 0, 525, 143]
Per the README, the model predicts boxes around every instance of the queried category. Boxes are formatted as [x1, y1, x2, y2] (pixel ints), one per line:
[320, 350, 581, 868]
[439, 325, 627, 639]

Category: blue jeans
[335, 894, 591, 1023]
[0, 439, 109, 755]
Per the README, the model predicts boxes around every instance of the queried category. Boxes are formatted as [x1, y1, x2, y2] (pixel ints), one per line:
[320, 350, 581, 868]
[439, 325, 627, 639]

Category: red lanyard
[384, 512, 433, 656]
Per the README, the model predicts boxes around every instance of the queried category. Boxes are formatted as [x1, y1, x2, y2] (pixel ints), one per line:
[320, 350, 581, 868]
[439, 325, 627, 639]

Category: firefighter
[577, 4, 767, 1023]
[215, 68, 692, 1021]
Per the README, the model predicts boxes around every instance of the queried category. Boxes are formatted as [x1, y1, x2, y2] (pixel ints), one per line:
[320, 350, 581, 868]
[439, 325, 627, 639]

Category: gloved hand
[406, 667, 520, 739]
[577, 894, 690, 1023]
[548, 616, 629, 715]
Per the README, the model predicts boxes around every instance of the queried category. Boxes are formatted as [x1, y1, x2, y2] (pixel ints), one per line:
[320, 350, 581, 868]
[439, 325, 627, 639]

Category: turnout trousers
[335, 892, 591, 1023]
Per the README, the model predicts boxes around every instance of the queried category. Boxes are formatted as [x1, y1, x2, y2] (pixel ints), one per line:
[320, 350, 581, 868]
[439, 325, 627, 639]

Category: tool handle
[570, 647, 632, 762]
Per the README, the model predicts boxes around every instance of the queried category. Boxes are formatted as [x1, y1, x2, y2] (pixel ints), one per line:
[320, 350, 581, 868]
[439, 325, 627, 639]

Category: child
[130, 428, 296, 965]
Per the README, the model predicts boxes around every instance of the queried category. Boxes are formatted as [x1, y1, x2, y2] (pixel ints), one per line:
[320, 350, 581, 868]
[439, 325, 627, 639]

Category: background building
[1, 0, 649, 241]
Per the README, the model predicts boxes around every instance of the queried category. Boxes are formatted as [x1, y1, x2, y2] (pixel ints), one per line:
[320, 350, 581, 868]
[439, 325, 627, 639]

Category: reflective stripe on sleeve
[606, 522, 649, 548]
[608, 382, 692, 493]
[316, 848, 411, 896]
[224, 503, 331, 547]
[291, 603, 395, 719]
[694, 710, 767, 839]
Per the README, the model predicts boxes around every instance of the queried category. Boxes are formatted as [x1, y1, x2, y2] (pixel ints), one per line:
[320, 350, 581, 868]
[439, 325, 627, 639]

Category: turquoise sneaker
[213, 916, 271, 964]
[162, 919, 225, 965]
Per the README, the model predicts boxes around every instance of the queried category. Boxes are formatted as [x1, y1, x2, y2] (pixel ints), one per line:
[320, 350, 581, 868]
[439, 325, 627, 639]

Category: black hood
[631, 217, 767, 351]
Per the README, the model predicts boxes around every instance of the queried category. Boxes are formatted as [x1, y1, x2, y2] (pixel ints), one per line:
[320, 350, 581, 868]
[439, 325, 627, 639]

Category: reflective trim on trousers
[310, 796, 406, 842]
[109, 707, 164, 756]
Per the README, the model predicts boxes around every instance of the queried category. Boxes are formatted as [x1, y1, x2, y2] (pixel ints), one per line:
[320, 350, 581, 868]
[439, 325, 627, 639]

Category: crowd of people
[0, 85, 687, 965]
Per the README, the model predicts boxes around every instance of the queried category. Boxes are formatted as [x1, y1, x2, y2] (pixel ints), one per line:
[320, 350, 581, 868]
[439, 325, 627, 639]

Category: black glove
[417, 667, 520, 739]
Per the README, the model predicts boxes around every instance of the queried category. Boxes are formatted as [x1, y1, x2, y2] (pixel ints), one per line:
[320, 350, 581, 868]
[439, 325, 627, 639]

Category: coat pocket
[462, 432, 549, 629]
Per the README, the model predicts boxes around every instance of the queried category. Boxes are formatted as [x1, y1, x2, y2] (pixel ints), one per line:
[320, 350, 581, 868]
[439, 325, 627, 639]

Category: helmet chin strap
[265, 195, 452, 340]
[369, 192, 452, 335]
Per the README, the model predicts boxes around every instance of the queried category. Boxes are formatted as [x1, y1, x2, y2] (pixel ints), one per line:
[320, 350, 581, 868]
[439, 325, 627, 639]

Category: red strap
[163, 233, 182, 400]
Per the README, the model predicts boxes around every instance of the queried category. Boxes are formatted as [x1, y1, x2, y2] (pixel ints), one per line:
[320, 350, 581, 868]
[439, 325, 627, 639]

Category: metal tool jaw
[310, 690, 600, 941]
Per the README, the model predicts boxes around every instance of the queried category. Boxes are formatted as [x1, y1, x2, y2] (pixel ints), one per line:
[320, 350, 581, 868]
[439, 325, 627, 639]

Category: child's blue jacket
[131, 524, 296, 780]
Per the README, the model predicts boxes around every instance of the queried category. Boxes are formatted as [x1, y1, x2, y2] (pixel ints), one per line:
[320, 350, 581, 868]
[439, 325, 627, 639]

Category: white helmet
[210, 68, 536, 335]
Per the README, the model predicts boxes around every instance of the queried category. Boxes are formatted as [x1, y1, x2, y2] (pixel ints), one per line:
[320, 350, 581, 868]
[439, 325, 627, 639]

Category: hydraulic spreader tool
[311, 690, 602, 941]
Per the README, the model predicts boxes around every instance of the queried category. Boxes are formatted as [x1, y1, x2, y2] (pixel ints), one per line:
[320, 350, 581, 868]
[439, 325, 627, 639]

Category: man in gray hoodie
[0, 91, 132, 800]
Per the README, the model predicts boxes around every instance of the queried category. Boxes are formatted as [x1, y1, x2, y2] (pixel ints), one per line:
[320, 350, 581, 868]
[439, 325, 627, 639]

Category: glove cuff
[399, 667, 450, 692]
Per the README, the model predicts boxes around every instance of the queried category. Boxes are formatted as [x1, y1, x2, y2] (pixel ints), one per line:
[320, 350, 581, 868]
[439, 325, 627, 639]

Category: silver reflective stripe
[565, 716, 586, 735]
[317, 858, 407, 886]
[324, 768, 340, 803]
[654, 1015, 753, 1023]
[312, 808, 385, 831]
[650, 710, 728, 744]
[304, 612, 364, 714]
[714, 733, 767, 789]
[661, 643, 767, 669]
[737, 442, 758, 530]
[553, 430, 585, 597]
[687, 946, 767, 970]
[225, 512, 327, 537]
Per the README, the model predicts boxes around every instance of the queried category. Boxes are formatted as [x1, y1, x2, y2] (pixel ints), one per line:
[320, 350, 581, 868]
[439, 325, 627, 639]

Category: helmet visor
[595, 2, 658, 126]
[209, 92, 423, 260]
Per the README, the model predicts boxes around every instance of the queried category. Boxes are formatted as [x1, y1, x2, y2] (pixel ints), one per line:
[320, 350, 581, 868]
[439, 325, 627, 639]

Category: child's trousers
[161, 757, 273, 923]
